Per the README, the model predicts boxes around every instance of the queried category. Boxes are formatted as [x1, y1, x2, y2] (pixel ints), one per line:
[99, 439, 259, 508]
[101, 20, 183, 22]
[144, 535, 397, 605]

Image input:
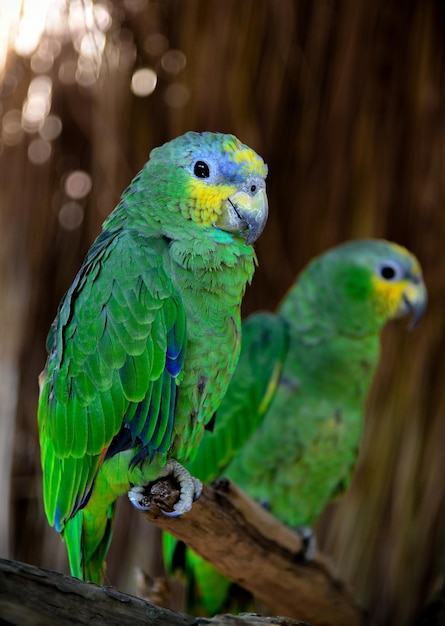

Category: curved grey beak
[215, 188, 268, 245]
[403, 280, 428, 329]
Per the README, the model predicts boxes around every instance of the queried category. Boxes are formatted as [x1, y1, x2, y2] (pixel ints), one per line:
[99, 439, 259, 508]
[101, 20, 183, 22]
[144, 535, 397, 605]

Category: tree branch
[141, 477, 368, 626]
[0, 479, 368, 626]
[0, 558, 306, 626]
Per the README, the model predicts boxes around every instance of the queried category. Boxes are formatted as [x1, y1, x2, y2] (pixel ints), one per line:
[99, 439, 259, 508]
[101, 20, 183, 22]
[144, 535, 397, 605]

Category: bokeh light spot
[131, 68, 157, 97]
[160, 49, 186, 74]
[65, 170, 92, 199]
[28, 74, 52, 96]
[93, 3, 112, 31]
[30, 50, 54, 73]
[22, 75, 52, 131]
[22, 96, 49, 131]
[39, 115, 63, 141]
[28, 138, 52, 164]
[80, 31, 106, 60]
[13, 0, 52, 58]
[2, 109, 24, 145]
[75, 57, 98, 87]
[44, 1, 69, 38]
[58, 201, 84, 231]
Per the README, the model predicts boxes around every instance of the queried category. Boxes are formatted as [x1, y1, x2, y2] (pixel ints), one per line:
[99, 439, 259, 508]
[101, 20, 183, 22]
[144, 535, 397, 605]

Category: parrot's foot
[128, 459, 202, 517]
[159, 459, 202, 516]
[295, 525, 318, 561]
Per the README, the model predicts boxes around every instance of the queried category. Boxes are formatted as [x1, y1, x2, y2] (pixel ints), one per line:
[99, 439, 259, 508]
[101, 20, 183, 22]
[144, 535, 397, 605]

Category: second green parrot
[165, 238, 427, 614]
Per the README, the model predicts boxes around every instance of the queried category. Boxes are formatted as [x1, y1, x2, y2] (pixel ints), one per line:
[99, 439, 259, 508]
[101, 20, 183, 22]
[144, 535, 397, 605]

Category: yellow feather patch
[183, 180, 236, 226]
[392, 243, 421, 271]
[225, 141, 268, 178]
[258, 361, 283, 416]
[371, 276, 411, 318]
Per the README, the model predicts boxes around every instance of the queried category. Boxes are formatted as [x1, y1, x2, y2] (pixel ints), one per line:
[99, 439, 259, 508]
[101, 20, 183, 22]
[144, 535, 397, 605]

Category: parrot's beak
[402, 279, 428, 329]
[215, 188, 268, 245]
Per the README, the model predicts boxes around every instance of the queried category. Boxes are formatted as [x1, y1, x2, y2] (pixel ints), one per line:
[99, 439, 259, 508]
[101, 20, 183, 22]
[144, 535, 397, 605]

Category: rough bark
[0, 558, 307, 626]
[141, 477, 368, 626]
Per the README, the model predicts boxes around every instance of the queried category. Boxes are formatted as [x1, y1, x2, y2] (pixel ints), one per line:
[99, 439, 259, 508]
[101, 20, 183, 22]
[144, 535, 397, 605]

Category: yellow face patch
[183, 179, 236, 226]
[371, 275, 411, 318]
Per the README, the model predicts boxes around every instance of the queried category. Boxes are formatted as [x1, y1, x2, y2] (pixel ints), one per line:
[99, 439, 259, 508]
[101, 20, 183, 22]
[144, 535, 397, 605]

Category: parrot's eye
[378, 260, 403, 281]
[193, 160, 210, 179]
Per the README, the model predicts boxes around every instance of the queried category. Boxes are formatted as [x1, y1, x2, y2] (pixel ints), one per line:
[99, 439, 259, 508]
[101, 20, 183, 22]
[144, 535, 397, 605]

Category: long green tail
[63, 502, 116, 584]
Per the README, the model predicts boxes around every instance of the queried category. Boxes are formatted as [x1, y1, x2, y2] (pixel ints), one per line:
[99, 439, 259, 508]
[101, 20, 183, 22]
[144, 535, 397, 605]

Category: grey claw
[128, 485, 152, 510]
[192, 476, 203, 501]
[160, 507, 183, 518]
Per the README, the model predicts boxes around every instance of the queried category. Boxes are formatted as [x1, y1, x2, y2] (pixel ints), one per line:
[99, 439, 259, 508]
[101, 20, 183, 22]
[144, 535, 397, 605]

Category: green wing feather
[38, 229, 186, 533]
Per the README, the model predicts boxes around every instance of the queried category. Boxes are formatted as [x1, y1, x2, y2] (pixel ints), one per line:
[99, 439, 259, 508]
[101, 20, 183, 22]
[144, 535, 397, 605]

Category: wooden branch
[0, 558, 306, 626]
[141, 477, 368, 626]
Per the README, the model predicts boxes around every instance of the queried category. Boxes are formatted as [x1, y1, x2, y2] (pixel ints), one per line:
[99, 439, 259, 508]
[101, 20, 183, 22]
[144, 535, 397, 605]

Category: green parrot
[37, 131, 268, 585]
[164, 239, 427, 615]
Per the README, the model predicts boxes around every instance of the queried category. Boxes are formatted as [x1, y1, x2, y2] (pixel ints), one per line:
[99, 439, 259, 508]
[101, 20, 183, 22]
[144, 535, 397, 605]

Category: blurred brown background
[1, 1, 444, 624]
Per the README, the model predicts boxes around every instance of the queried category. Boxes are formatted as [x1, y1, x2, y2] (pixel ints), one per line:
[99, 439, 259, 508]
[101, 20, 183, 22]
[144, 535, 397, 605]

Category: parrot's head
[141, 131, 268, 245]
[331, 239, 427, 333]
[287, 239, 427, 337]
[366, 241, 427, 329]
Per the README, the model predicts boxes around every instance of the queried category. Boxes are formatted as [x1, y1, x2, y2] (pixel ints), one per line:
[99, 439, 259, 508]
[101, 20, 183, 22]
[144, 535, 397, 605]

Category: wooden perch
[0, 479, 367, 626]
[0, 558, 307, 626]
[141, 477, 368, 626]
